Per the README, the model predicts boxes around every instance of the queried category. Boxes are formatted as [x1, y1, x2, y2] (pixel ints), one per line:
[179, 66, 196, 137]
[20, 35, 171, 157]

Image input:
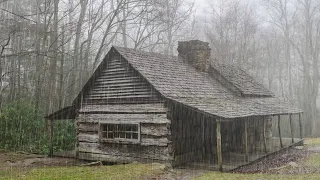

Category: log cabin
[45, 40, 303, 171]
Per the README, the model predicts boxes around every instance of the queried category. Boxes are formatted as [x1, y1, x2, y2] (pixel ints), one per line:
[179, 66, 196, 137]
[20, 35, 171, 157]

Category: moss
[0, 163, 164, 180]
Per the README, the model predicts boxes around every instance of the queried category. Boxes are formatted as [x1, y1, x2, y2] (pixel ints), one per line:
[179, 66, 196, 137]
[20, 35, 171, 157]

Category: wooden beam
[263, 118, 267, 153]
[278, 115, 283, 148]
[216, 120, 222, 171]
[289, 114, 294, 143]
[202, 117, 205, 156]
[48, 119, 54, 157]
[299, 113, 303, 139]
[244, 118, 249, 162]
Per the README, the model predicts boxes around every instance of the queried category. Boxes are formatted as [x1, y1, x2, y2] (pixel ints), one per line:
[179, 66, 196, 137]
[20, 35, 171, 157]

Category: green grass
[0, 163, 164, 180]
[304, 153, 320, 167]
[193, 172, 320, 180]
[304, 138, 320, 147]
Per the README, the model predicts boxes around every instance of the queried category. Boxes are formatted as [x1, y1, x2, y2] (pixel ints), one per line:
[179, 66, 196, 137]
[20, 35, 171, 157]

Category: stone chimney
[177, 40, 211, 72]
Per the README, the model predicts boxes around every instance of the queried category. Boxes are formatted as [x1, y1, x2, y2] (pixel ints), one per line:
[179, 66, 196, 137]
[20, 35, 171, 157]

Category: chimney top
[177, 40, 211, 72]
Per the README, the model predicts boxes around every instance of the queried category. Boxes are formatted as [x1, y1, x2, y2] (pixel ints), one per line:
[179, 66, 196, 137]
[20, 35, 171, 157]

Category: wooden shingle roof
[211, 63, 274, 97]
[114, 46, 302, 119]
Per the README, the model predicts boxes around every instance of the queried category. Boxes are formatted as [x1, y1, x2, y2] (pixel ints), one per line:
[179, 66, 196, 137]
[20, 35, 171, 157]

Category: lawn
[0, 163, 165, 180]
[1, 138, 320, 179]
[304, 138, 320, 147]
[193, 172, 320, 180]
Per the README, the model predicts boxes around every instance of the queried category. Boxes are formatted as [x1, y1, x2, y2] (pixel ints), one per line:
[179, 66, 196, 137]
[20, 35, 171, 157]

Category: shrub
[0, 101, 76, 154]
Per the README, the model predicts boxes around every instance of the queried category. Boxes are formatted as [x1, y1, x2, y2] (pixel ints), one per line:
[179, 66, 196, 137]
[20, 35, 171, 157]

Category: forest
[0, 0, 320, 154]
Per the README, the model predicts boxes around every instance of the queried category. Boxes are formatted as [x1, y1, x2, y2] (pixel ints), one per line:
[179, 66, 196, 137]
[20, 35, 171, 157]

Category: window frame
[98, 122, 141, 144]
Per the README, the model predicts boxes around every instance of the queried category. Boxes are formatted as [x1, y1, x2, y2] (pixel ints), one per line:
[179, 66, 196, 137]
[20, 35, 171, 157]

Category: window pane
[101, 124, 139, 140]
[107, 132, 114, 138]
[125, 133, 132, 139]
[132, 133, 138, 139]
[114, 132, 119, 138]
[101, 132, 107, 138]
[107, 124, 116, 132]
[119, 132, 125, 138]
[132, 125, 138, 132]
[126, 125, 132, 131]
[119, 124, 126, 131]
[101, 125, 108, 132]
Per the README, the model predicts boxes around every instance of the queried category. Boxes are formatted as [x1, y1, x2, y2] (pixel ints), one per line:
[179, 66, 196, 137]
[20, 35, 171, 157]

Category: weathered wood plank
[244, 118, 248, 162]
[88, 89, 151, 95]
[85, 95, 158, 101]
[83, 99, 162, 105]
[97, 74, 137, 80]
[78, 123, 98, 132]
[100, 70, 135, 77]
[216, 120, 222, 171]
[78, 134, 99, 143]
[289, 114, 294, 143]
[92, 82, 146, 88]
[263, 119, 267, 153]
[78, 142, 172, 161]
[94, 78, 142, 85]
[278, 115, 283, 148]
[78, 152, 170, 164]
[141, 136, 170, 146]
[87, 91, 153, 98]
[90, 86, 150, 92]
[299, 113, 303, 139]
[79, 104, 167, 113]
[96, 76, 139, 82]
[78, 123, 170, 137]
[77, 132, 170, 146]
[102, 67, 129, 73]
[141, 124, 170, 136]
[78, 114, 170, 124]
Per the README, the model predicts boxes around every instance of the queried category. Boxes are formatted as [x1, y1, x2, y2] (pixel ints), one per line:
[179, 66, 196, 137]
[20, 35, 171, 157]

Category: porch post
[244, 118, 249, 162]
[262, 118, 267, 153]
[289, 114, 294, 143]
[278, 115, 283, 148]
[48, 118, 54, 157]
[216, 119, 223, 171]
[299, 113, 303, 139]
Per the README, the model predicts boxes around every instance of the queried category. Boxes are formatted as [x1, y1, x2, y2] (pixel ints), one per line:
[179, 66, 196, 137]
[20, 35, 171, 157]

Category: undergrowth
[0, 101, 76, 154]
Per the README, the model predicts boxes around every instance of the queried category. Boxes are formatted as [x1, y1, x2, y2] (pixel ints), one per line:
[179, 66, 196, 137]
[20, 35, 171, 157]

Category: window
[99, 123, 140, 142]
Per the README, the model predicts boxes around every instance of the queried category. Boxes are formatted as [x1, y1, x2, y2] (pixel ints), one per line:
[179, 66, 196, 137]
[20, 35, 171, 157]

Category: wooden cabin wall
[76, 105, 173, 163]
[82, 50, 161, 105]
[74, 50, 173, 163]
[168, 103, 217, 166]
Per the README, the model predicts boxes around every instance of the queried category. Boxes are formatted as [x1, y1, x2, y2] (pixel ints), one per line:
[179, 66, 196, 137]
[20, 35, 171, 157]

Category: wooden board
[78, 142, 172, 161]
[78, 152, 170, 164]
[141, 124, 170, 136]
[78, 114, 170, 124]
[77, 133, 170, 146]
[78, 122, 170, 137]
[79, 104, 167, 113]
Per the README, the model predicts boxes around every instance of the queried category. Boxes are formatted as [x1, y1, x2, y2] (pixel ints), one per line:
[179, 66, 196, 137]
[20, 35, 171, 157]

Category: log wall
[82, 50, 161, 105]
[76, 104, 172, 163]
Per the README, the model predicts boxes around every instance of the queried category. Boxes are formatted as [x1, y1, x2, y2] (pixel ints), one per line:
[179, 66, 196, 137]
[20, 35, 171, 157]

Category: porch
[172, 109, 304, 172]
[184, 137, 303, 171]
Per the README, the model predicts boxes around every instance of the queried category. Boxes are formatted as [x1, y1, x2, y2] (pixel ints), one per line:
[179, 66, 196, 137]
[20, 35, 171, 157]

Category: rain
[0, 0, 319, 179]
